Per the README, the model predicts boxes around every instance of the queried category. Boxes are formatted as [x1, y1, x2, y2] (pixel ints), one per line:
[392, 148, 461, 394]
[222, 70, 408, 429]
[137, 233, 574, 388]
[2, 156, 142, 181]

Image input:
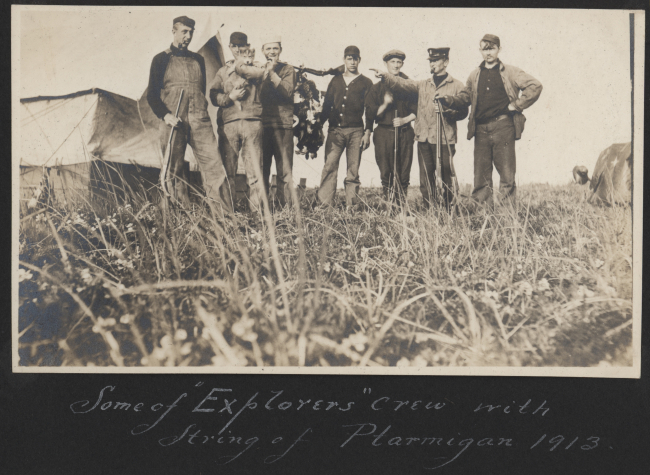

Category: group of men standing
[369, 32, 543, 210]
[148, 16, 296, 217]
[147, 16, 543, 218]
[210, 31, 297, 213]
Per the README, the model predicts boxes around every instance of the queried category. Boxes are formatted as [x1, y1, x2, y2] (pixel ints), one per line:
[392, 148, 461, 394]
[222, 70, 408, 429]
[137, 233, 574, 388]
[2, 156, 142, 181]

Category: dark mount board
[1, 373, 649, 473]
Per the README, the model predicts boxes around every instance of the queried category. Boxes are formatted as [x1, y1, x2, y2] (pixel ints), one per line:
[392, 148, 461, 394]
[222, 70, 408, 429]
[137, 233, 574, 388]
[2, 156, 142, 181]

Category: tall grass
[18, 171, 633, 368]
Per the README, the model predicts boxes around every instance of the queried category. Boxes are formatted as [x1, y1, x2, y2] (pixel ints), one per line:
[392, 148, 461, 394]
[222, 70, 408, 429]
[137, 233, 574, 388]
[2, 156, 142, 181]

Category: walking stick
[160, 89, 184, 199]
[393, 110, 399, 203]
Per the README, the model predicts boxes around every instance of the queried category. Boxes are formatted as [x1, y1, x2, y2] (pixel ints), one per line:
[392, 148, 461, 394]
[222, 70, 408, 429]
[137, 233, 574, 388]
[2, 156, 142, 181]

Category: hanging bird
[293, 71, 325, 159]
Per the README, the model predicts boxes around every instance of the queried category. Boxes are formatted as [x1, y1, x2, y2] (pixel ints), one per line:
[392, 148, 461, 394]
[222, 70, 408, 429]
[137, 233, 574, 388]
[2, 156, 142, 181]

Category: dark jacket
[365, 72, 418, 131]
[321, 74, 374, 130]
[445, 61, 542, 140]
[147, 44, 207, 120]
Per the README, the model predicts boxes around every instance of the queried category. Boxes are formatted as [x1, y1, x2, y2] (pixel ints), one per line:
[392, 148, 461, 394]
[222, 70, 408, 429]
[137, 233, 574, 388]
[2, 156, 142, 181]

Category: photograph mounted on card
[12, 6, 643, 376]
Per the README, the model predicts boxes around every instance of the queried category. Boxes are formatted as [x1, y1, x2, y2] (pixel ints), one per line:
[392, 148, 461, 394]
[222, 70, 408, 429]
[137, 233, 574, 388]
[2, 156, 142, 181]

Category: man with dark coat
[147, 16, 230, 213]
[371, 48, 468, 210]
[365, 49, 417, 203]
[438, 34, 543, 207]
[318, 46, 374, 208]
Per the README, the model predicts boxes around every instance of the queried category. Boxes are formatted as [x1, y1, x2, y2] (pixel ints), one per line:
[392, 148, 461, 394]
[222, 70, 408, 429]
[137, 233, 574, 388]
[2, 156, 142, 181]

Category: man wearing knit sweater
[318, 46, 374, 208]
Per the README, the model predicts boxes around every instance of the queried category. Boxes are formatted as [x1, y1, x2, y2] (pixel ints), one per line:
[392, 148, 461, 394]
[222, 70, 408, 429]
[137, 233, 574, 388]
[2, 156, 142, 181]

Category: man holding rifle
[365, 49, 417, 205]
[437, 34, 543, 208]
[147, 16, 230, 214]
[371, 47, 468, 211]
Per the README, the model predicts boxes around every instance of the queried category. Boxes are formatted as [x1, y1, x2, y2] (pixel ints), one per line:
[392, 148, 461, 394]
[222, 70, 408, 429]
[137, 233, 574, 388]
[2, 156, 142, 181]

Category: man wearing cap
[147, 16, 230, 213]
[209, 31, 267, 215]
[438, 34, 543, 207]
[371, 48, 468, 210]
[365, 49, 417, 204]
[318, 46, 374, 208]
[215, 31, 250, 161]
[259, 36, 297, 208]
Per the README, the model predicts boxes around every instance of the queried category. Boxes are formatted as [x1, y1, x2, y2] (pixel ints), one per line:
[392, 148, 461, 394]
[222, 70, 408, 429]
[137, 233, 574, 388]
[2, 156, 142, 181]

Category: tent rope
[20, 100, 74, 127]
[137, 97, 165, 165]
[21, 102, 56, 157]
[41, 95, 100, 167]
[21, 97, 79, 127]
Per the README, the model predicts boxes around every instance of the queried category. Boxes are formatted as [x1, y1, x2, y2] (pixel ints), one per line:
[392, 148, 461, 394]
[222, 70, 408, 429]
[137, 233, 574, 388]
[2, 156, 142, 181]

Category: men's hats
[481, 34, 500, 47]
[173, 16, 195, 29]
[428, 48, 450, 61]
[383, 49, 406, 62]
[262, 35, 282, 47]
[230, 31, 248, 46]
[344, 45, 361, 58]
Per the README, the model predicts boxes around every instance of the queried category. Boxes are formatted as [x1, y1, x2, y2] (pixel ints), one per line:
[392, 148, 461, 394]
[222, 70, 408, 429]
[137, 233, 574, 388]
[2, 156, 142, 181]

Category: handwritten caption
[69, 383, 604, 469]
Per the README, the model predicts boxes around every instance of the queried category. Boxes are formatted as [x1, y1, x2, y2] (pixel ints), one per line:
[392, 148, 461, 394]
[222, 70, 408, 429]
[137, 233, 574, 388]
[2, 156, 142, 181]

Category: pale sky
[15, 6, 638, 188]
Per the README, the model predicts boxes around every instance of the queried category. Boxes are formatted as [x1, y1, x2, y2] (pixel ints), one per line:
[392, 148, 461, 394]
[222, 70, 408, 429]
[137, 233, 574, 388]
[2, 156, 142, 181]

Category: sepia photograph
[13, 6, 643, 375]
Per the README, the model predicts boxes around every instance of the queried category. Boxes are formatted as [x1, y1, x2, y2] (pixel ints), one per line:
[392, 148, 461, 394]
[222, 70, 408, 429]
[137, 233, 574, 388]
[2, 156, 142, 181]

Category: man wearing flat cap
[437, 34, 543, 207]
[258, 36, 297, 208]
[318, 46, 374, 208]
[365, 49, 417, 204]
[371, 47, 468, 210]
[217, 32, 252, 110]
[209, 31, 268, 215]
[147, 16, 231, 214]
[214, 32, 250, 148]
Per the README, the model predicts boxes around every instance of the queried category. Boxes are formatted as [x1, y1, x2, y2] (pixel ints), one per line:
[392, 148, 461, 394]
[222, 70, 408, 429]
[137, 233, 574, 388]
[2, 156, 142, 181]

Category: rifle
[160, 89, 184, 199]
[393, 110, 399, 203]
[434, 98, 460, 210]
[434, 99, 444, 199]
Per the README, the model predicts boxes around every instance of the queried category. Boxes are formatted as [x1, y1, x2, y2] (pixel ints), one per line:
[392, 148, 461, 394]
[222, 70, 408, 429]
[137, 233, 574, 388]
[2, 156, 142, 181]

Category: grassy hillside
[18, 181, 633, 368]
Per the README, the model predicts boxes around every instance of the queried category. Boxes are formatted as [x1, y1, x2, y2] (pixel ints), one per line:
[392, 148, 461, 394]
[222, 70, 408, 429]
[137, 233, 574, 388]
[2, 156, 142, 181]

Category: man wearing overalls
[147, 16, 231, 214]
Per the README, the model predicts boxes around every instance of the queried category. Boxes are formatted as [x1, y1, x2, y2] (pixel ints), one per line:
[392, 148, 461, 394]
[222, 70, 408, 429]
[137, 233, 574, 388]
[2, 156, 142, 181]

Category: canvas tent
[19, 29, 226, 207]
[588, 142, 632, 205]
